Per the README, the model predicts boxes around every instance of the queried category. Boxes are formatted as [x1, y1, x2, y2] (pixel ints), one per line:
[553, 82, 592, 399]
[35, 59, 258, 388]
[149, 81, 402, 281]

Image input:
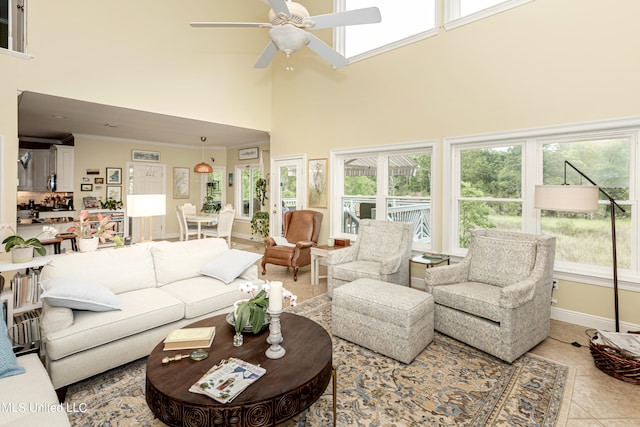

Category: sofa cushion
[199, 249, 262, 284]
[159, 276, 247, 319]
[431, 282, 502, 323]
[357, 223, 404, 263]
[41, 278, 122, 311]
[0, 304, 25, 379]
[151, 238, 230, 286]
[468, 236, 537, 287]
[332, 260, 381, 282]
[41, 245, 157, 295]
[45, 288, 184, 360]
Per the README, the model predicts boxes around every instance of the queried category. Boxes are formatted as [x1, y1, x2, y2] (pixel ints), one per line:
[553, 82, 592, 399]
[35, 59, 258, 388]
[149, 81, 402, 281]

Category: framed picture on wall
[308, 158, 328, 208]
[173, 167, 190, 199]
[81, 183, 93, 192]
[106, 186, 122, 202]
[106, 167, 122, 184]
[238, 147, 259, 160]
[132, 149, 161, 162]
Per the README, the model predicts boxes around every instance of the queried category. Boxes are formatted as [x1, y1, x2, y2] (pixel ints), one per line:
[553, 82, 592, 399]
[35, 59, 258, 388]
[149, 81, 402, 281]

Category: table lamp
[126, 194, 166, 242]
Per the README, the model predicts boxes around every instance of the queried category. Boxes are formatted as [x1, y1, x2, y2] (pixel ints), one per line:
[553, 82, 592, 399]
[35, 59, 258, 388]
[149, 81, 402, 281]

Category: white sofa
[0, 353, 71, 426]
[40, 238, 261, 393]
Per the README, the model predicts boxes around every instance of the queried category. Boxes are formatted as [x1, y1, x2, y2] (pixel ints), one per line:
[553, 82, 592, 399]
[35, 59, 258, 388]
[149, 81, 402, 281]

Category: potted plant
[67, 210, 117, 252]
[255, 177, 268, 207]
[250, 211, 270, 241]
[99, 198, 123, 210]
[233, 282, 297, 334]
[1, 225, 46, 263]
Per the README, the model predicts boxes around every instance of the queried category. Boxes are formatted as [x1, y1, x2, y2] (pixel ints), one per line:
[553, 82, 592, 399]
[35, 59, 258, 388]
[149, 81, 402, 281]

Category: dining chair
[202, 204, 235, 247]
[177, 204, 199, 241]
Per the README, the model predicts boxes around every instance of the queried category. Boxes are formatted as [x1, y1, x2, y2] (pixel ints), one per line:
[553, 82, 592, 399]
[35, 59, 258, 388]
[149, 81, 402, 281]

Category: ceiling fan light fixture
[269, 25, 309, 53]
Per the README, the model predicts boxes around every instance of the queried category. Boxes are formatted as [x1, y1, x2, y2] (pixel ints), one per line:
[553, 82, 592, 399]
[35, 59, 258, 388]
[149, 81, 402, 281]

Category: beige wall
[73, 135, 228, 237]
[1, 0, 639, 327]
[268, 0, 640, 326]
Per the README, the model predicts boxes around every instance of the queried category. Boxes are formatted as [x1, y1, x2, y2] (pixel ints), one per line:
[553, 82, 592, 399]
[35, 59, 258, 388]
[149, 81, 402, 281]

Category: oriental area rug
[65, 294, 568, 426]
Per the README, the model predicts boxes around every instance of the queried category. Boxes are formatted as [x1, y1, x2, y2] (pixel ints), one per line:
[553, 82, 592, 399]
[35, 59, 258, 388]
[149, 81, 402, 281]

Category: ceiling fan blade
[254, 41, 279, 68]
[267, 0, 290, 16]
[306, 7, 381, 30]
[190, 22, 270, 28]
[306, 33, 348, 69]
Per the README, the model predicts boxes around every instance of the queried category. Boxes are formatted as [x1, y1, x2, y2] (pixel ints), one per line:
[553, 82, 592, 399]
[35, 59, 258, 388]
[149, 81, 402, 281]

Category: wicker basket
[589, 330, 640, 385]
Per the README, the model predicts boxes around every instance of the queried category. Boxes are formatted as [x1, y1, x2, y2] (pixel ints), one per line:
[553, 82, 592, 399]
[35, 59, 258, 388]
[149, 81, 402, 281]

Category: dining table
[184, 213, 218, 239]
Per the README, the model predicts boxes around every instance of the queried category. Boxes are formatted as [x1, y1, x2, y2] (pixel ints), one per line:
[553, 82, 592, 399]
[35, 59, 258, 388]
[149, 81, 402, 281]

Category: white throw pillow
[199, 249, 262, 284]
[41, 278, 123, 311]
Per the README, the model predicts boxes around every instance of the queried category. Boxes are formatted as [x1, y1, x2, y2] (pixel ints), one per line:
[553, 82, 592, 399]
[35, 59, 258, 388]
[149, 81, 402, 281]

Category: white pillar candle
[269, 281, 283, 312]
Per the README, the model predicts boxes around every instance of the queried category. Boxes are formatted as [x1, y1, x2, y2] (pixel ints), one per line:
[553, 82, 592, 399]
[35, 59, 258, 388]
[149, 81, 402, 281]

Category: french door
[270, 156, 305, 237]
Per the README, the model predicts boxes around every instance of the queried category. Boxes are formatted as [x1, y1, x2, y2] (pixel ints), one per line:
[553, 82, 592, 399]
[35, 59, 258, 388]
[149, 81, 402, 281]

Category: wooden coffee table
[146, 312, 333, 427]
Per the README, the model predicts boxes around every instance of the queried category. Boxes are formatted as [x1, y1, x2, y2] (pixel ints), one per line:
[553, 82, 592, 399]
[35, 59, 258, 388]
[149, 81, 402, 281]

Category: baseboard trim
[550, 306, 640, 332]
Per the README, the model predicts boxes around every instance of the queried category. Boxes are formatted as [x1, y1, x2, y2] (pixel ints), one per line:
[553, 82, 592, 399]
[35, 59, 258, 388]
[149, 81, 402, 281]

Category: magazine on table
[189, 357, 266, 403]
[595, 330, 640, 358]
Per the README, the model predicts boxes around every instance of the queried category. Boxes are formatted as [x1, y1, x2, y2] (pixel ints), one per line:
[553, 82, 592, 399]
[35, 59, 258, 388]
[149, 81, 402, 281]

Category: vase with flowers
[67, 210, 117, 252]
[232, 281, 296, 346]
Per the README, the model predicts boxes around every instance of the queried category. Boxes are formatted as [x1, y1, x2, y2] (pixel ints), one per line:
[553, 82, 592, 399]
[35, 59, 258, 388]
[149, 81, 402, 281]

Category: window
[336, 0, 437, 60]
[541, 137, 632, 270]
[1, 0, 26, 54]
[201, 167, 225, 213]
[445, 118, 640, 287]
[332, 142, 436, 251]
[235, 164, 261, 220]
[444, 0, 532, 30]
[457, 143, 523, 247]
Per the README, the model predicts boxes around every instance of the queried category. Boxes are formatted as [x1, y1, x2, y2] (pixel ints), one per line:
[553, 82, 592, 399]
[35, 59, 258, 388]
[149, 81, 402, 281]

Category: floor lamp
[126, 194, 167, 243]
[534, 160, 625, 332]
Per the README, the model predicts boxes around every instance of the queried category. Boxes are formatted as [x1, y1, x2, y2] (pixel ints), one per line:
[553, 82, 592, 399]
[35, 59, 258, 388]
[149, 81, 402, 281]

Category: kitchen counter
[18, 217, 74, 225]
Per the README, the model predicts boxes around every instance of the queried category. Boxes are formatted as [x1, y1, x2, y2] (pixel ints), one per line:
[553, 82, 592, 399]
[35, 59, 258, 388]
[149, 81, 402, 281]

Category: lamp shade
[126, 194, 166, 217]
[194, 162, 213, 173]
[534, 185, 600, 212]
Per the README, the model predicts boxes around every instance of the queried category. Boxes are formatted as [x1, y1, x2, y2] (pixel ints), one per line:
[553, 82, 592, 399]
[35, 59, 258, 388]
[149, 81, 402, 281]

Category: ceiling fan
[190, 0, 381, 69]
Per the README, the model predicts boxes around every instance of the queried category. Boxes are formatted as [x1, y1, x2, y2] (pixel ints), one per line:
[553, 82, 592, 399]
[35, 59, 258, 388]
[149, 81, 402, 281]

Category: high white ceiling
[17, 91, 270, 149]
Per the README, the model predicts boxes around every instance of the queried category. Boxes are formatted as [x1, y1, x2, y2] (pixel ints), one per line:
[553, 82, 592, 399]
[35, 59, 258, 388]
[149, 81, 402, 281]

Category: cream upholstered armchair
[327, 220, 413, 296]
[424, 229, 556, 363]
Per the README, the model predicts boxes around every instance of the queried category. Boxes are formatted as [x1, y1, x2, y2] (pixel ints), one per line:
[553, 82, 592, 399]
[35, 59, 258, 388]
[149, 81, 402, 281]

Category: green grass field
[488, 215, 631, 268]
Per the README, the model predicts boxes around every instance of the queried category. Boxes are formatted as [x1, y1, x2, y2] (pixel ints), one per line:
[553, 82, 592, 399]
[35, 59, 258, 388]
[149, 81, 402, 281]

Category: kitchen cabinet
[17, 149, 32, 191]
[50, 145, 74, 192]
[31, 150, 51, 191]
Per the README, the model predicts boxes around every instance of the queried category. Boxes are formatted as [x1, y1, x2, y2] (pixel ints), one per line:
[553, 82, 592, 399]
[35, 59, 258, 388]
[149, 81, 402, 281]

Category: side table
[411, 252, 450, 268]
[310, 245, 346, 286]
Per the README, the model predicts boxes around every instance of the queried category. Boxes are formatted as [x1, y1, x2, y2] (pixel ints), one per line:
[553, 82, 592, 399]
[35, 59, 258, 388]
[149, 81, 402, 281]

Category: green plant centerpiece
[234, 282, 297, 335]
[250, 211, 270, 240]
[1, 225, 46, 263]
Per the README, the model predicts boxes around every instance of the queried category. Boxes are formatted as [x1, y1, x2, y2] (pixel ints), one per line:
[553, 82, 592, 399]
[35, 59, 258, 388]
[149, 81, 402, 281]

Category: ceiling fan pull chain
[286, 53, 294, 71]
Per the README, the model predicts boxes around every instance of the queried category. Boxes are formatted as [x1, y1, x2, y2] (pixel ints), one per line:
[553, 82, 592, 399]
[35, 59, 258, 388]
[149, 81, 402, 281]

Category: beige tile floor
[233, 238, 640, 426]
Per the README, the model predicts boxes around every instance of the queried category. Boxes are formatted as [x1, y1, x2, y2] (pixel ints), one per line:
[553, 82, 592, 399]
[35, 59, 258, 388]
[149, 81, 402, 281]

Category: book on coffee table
[189, 357, 266, 404]
[163, 326, 215, 351]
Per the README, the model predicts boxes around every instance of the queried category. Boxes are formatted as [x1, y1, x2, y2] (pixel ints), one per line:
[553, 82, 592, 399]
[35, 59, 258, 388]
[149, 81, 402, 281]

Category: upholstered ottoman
[332, 278, 434, 364]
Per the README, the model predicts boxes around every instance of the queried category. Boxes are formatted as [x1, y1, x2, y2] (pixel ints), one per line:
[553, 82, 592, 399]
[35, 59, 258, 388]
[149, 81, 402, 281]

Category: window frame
[334, 0, 439, 63]
[444, 117, 640, 291]
[0, 0, 30, 58]
[331, 140, 439, 252]
[444, 0, 534, 31]
[234, 163, 262, 222]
